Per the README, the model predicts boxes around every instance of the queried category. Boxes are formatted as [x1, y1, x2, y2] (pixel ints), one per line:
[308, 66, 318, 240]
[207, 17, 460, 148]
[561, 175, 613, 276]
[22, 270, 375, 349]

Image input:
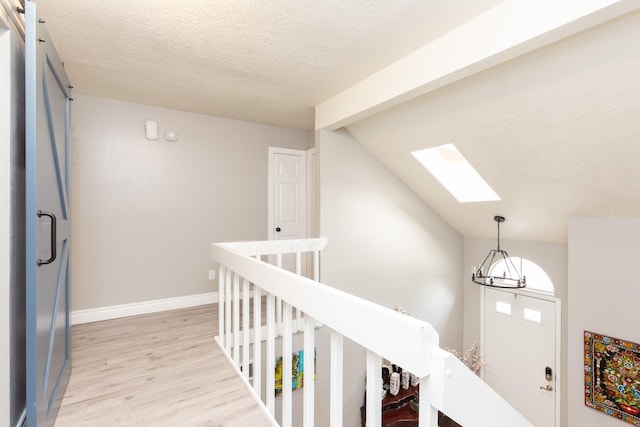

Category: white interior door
[483, 288, 559, 427]
[268, 147, 307, 241]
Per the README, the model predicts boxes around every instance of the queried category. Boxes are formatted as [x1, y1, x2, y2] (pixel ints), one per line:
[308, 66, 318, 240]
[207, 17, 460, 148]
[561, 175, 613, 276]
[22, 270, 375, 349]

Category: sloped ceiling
[345, 10, 640, 243]
[33, 1, 640, 243]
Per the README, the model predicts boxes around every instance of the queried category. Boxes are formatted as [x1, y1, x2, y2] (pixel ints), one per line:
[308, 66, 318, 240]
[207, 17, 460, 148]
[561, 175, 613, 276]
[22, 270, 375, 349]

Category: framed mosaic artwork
[275, 349, 317, 397]
[584, 331, 640, 425]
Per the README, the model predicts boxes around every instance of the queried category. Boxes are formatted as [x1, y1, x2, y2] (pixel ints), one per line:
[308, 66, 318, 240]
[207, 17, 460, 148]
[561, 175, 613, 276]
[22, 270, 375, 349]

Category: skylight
[411, 143, 500, 203]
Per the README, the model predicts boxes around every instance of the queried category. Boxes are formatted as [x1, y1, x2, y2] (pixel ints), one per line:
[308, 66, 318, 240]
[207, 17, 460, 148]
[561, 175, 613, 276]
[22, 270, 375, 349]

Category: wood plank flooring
[55, 304, 276, 427]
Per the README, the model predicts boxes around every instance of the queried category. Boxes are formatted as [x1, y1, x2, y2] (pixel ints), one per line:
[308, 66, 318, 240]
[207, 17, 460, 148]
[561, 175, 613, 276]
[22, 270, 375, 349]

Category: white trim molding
[71, 292, 218, 325]
[315, 0, 640, 130]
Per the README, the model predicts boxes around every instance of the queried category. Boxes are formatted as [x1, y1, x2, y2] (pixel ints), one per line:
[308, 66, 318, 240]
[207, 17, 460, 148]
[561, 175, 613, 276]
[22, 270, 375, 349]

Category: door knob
[539, 385, 553, 391]
[275, 227, 281, 232]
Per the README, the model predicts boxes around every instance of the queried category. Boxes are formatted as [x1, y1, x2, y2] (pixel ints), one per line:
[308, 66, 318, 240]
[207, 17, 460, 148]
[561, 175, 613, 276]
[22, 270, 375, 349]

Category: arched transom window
[489, 257, 554, 294]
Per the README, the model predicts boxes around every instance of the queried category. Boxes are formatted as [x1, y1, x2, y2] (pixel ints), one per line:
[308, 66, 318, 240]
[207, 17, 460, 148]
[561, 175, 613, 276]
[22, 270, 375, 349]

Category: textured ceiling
[33, 1, 640, 243]
[34, 0, 505, 130]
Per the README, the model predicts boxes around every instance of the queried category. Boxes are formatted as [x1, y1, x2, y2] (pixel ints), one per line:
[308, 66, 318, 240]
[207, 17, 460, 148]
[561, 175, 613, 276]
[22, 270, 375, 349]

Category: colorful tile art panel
[275, 349, 316, 397]
[584, 331, 640, 425]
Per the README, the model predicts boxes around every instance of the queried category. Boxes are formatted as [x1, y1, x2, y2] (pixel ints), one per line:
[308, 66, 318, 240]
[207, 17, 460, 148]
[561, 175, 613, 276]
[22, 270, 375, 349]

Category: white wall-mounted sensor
[144, 120, 159, 140]
[164, 129, 179, 142]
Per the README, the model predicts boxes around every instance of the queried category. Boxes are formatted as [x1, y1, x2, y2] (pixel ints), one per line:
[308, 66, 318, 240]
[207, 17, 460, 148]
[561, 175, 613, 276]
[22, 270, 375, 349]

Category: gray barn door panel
[25, 2, 72, 426]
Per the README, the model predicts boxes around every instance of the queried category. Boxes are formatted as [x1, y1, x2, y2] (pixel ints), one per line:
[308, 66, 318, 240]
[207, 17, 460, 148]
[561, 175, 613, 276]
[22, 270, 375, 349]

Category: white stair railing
[211, 238, 532, 427]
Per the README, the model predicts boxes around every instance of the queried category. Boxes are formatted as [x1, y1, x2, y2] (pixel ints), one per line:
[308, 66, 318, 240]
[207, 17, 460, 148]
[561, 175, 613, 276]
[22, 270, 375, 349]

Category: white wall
[70, 95, 309, 310]
[0, 20, 11, 427]
[463, 237, 568, 426]
[318, 129, 463, 341]
[567, 217, 640, 427]
[317, 128, 463, 426]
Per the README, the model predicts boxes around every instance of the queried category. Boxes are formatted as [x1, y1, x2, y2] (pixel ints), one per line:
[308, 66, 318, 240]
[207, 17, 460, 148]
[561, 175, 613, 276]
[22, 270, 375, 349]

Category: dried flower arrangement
[393, 305, 408, 315]
[444, 341, 482, 375]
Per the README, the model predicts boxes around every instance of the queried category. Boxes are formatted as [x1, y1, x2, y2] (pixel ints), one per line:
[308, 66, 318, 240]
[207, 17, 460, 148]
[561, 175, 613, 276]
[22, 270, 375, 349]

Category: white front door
[268, 147, 307, 241]
[483, 288, 559, 427]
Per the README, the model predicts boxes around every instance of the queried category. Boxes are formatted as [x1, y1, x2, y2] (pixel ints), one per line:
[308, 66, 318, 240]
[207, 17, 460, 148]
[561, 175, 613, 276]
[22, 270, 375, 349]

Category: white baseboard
[71, 292, 218, 325]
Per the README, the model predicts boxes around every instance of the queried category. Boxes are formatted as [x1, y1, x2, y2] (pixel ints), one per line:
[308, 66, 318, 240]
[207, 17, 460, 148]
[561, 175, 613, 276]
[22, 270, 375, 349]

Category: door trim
[480, 287, 561, 427]
[306, 147, 316, 238]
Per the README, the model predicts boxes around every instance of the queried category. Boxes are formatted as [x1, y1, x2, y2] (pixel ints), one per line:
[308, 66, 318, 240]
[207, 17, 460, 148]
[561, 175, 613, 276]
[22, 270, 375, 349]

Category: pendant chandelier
[471, 216, 526, 288]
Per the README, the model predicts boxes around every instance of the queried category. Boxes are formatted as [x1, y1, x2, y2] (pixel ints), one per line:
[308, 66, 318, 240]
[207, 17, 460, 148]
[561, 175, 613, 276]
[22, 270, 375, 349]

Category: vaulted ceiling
[35, 0, 640, 243]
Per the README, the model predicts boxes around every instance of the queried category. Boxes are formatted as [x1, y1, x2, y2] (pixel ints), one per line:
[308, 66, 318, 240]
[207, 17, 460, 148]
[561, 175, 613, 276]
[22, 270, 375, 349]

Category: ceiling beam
[315, 0, 639, 131]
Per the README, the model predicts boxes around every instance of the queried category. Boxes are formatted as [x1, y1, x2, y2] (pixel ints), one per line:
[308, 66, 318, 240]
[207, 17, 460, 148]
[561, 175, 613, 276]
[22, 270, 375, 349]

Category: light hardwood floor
[55, 304, 275, 427]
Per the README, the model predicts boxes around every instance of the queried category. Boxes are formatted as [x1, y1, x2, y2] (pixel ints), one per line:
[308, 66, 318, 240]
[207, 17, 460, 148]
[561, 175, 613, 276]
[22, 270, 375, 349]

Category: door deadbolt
[545, 366, 553, 381]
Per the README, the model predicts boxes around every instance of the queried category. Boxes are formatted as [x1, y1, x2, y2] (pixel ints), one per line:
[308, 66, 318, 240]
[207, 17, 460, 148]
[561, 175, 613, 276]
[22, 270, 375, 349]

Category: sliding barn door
[25, 2, 73, 426]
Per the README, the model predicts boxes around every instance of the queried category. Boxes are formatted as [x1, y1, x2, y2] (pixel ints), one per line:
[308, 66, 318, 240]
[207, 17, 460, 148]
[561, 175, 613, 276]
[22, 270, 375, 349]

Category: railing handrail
[211, 238, 533, 427]
[426, 348, 533, 426]
[211, 239, 438, 377]
[221, 237, 329, 257]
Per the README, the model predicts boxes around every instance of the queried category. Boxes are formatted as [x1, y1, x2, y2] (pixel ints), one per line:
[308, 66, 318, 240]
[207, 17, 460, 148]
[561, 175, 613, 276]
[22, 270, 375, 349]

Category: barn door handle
[37, 210, 57, 266]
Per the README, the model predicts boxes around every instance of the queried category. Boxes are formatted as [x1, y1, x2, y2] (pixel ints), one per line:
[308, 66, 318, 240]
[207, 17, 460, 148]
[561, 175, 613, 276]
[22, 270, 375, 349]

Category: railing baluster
[418, 378, 438, 427]
[295, 248, 302, 274]
[366, 350, 382, 427]
[224, 268, 232, 354]
[313, 249, 319, 281]
[282, 302, 293, 427]
[242, 277, 250, 381]
[330, 330, 343, 427]
[233, 273, 240, 365]
[276, 249, 283, 324]
[303, 315, 315, 427]
[295, 248, 302, 321]
[253, 248, 262, 398]
[218, 265, 225, 344]
[253, 284, 262, 397]
[266, 293, 276, 415]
